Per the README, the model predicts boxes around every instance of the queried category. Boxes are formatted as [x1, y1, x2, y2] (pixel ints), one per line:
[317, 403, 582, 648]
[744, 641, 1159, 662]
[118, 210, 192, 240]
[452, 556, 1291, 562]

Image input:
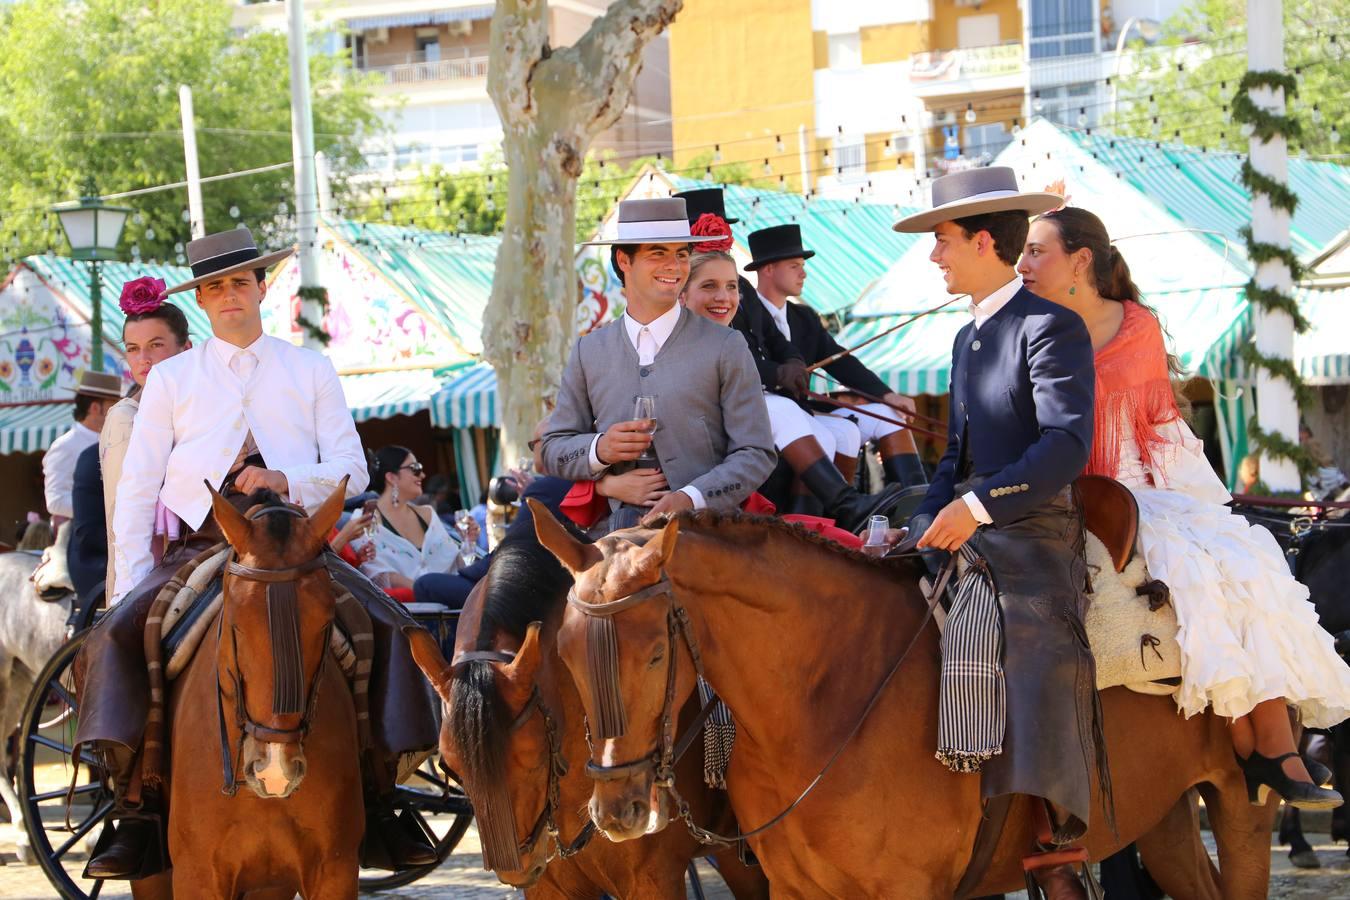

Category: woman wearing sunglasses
[360, 445, 476, 598]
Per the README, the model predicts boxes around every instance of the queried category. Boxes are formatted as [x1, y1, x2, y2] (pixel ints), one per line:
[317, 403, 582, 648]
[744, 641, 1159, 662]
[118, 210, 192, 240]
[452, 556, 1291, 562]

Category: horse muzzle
[243, 737, 307, 799]
[589, 778, 669, 842]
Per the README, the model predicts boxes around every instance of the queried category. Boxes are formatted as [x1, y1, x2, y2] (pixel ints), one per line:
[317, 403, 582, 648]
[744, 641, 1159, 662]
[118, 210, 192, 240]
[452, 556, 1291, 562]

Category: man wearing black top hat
[745, 224, 929, 488]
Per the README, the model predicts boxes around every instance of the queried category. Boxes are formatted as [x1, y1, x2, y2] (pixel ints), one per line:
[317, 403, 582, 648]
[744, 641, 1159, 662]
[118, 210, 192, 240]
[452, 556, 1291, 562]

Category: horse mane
[449, 526, 587, 802]
[656, 508, 924, 576]
[243, 488, 295, 549]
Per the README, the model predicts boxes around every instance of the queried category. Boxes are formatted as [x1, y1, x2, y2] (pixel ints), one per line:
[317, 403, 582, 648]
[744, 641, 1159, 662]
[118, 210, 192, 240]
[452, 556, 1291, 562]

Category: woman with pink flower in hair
[99, 276, 193, 598]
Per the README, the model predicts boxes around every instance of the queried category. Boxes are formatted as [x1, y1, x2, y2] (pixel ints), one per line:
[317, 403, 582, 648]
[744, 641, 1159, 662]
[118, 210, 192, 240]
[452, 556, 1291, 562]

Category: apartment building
[234, 0, 672, 177]
[668, 0, 1188, 202]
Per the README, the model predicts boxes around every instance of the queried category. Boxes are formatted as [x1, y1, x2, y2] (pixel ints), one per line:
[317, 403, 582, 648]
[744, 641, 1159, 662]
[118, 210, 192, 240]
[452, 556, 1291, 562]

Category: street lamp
[52, 181, 129, 371]
[1110, 17, 1163, 123]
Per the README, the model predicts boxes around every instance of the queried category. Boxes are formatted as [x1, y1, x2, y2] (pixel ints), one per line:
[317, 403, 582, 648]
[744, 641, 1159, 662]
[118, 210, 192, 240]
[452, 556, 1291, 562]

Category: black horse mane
[449, 525, 586, 799]
[243, 488, 295, 548]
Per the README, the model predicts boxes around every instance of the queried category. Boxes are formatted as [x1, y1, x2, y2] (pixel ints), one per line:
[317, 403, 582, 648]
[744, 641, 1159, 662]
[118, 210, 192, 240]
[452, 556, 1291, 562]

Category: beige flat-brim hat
[580, 197, 707, 246]
[61, 370, 125, 401]
[893, 166, 1062, 233]
[166, 227, 294, 294]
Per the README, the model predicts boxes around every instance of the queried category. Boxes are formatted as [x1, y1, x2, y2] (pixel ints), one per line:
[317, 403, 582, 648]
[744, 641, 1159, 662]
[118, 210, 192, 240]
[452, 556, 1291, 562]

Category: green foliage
[1112, 0, 1345, 155]
[0, 0, 384, 267]
[354, 149, 767, 243]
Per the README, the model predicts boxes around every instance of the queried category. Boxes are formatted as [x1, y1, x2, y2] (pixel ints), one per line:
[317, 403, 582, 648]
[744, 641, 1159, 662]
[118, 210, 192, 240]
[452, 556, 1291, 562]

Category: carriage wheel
[17, 630, 116, 900]
[357, 756, 474, 892]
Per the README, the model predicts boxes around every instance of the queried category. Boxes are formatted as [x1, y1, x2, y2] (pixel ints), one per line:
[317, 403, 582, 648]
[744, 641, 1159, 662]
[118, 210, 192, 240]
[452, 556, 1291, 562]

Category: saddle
[1074, 475, 1138, 573]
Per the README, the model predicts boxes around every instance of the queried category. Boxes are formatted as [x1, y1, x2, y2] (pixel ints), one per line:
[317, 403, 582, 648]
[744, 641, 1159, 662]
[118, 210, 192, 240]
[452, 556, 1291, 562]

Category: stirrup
[83, 810, 169, 881]
[1022, 846, 1103, 900]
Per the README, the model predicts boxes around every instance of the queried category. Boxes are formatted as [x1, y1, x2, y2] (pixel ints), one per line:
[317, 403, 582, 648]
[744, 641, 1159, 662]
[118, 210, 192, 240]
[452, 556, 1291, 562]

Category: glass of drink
[633, 396, 657, 463]
[455, 509, 483, 562]
[862, 515, 890, 557]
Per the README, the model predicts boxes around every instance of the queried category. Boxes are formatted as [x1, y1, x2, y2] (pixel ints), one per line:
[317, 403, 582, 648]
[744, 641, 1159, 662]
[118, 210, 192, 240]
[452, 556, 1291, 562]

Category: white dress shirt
[758, 292, 791, 341]
[588, 303, 705, 508]
[960, 276, 1023, 525]
[43, 421, 100, 519]
[111, 334, 366, 602]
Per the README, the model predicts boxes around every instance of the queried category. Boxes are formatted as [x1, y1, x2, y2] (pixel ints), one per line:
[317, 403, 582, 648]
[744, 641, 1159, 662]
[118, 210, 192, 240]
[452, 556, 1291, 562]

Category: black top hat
[673, 188, 739, 225]
[744, 224, 815, 271]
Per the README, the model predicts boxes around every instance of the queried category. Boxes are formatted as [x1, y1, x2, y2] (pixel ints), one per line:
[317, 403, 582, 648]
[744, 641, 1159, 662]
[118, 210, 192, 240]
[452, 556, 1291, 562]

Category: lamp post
[52, 182, 129, 371]
[1110, 17, 1163, 123]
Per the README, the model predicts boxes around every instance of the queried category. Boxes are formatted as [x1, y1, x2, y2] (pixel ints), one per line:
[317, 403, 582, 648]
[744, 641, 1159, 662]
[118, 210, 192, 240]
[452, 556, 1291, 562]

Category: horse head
[531, 499, 693, 843]
[409, 616, 559, 885]
[208, 477, 347, 800]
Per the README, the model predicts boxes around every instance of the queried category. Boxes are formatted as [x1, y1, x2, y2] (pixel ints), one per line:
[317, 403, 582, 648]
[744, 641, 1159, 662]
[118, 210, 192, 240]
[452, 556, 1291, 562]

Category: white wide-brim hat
[580, 197, 707, 246]
[893, 166, 1062, 233]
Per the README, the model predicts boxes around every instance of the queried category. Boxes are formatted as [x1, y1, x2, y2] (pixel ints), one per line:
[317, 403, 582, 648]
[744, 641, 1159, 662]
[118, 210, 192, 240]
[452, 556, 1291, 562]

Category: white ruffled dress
[1118, 419, 1350, 727]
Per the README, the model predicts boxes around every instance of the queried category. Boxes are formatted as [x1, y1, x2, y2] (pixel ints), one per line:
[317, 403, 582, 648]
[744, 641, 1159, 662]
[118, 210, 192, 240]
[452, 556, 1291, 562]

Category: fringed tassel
[268, 580, 304, 715]
[586, 614, 627, 739]
[1089, 380, 1182, 480]
[476, 783, 522, 872]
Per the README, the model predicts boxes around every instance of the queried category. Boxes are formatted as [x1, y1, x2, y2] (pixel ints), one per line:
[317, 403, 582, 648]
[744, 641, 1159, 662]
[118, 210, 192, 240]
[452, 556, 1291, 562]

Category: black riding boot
[85, 750, 166, 880]
[798, 459, 903, 533]
[883, 452, 928, 488]
[362, 793, 439, 869]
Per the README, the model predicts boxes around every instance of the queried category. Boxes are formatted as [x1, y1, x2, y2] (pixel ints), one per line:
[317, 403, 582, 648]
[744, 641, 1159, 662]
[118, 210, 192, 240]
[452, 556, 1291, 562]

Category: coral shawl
[1086, 300, 1182, 480]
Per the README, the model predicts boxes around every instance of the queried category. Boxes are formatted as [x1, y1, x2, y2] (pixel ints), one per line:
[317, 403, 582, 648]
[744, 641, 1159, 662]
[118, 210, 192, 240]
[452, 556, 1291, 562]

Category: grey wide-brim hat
[892, 166, 1062, 233]
[166, 227, 295, 294]
[61, 370, 125, 401]
[580, 198, 707, 246]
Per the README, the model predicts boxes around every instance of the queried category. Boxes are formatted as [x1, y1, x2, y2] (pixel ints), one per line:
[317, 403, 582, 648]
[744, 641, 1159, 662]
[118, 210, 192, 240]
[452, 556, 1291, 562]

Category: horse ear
[648, 516, 681, 569]
[307, 476, 349, 543]
[403, 624, 452, 702]
[207, 479, 252, 551]
[529, 498, 601, 575]
[505, 621, 544, 687]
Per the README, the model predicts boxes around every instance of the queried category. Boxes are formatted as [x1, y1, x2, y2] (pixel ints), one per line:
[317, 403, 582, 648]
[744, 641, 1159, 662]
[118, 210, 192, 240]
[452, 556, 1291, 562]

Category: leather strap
[566, 577, 671, 616]
[226, 555, 327, 583]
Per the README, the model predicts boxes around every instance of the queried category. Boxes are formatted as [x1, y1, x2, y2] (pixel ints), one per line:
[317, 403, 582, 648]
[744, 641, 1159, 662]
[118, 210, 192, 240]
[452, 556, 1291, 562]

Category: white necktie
[230, 350, 257, 381]
[636, 326, 656, 365]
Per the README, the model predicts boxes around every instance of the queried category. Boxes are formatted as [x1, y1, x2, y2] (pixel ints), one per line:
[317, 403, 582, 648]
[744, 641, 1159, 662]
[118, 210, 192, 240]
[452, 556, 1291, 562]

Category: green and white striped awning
[0, 403, 74, 454]
[842, 287, 1250, 395]
[1296, 286, 1349, 385]
[431, 363, 497, 428]
[339, 369, 451, 423]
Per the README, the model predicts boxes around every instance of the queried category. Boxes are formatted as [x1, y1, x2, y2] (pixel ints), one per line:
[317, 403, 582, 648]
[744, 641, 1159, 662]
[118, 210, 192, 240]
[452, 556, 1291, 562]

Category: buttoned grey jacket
[541, 308, 776, 513]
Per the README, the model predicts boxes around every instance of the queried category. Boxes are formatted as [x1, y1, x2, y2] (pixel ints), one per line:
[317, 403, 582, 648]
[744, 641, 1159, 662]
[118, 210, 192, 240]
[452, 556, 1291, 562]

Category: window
[835, 137, 866, 178]
[415, 31, 441, 63]
[964, 122, 1011, 159]
[827, 32, 862, 70]
[1029, 0, 1096, 59]
[1033, 83, 1098, 127]
[957, 14, 1000, 49]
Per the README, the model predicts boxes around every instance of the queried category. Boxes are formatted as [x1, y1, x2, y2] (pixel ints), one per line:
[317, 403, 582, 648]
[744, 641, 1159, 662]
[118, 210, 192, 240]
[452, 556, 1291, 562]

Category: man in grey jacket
[542, 198, 775, 531]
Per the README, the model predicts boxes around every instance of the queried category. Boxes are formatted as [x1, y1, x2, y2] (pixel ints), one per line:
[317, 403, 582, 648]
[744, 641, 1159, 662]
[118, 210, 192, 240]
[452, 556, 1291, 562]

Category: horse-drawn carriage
[8, 578, 473, 899]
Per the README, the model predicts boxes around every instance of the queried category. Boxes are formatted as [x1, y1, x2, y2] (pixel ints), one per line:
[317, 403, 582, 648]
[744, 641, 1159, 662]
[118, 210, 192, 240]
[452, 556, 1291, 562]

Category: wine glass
[454, 509, 483, 563]
[633, 396, 657, 463]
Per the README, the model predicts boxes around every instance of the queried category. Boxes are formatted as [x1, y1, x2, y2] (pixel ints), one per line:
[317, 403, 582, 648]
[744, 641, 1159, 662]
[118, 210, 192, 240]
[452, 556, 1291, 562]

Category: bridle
[215, 505, 332, 796]
[566, 552, 958, 847]
[451, 649, 595, 872]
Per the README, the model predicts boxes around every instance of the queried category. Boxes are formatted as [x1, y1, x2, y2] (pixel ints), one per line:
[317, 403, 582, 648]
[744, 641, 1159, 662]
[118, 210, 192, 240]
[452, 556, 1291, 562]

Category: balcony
[358, 52, 489, 87]
[906, 42, 1025, 99]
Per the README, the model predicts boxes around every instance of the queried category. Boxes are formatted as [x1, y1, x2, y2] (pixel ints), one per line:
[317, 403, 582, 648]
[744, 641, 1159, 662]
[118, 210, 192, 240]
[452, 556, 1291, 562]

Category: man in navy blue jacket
[896, 168, 1100, 899]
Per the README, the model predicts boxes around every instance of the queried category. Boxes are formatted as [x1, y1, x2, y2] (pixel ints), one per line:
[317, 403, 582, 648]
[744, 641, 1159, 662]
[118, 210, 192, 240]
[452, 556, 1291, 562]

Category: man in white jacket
[75, 228, 438, 878]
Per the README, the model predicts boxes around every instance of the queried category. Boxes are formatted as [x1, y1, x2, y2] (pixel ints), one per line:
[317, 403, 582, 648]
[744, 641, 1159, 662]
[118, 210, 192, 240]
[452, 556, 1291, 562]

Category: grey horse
[0, 550, 73, 863]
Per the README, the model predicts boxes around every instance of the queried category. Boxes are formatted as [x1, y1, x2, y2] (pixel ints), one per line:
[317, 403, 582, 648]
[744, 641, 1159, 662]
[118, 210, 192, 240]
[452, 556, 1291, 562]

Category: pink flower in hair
[119, 277, 167, 315]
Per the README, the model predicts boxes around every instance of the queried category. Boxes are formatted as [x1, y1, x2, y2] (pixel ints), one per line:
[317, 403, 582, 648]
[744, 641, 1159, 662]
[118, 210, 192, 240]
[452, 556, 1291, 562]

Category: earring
[392, 484, 401, 507]
[1068, 278, 1077, 296]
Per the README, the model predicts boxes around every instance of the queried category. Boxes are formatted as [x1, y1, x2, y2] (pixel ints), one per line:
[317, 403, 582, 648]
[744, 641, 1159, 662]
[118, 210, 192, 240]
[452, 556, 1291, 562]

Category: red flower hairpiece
[690, 212, 733, 252]
[119, 276, 167, 316]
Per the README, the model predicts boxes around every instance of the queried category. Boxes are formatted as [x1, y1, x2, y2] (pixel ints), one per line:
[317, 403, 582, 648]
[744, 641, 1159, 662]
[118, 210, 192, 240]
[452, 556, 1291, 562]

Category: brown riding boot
[85, 748, 166, 880]
[1031, 863, 1088, 900]
[361, 755, 438, 870]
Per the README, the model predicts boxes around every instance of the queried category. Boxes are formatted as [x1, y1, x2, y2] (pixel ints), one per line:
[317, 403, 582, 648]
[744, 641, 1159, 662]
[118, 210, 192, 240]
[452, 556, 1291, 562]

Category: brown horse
[534, 504, 1277, 899]
[134, 483, 363, 899]
[407, 534, 769, 899]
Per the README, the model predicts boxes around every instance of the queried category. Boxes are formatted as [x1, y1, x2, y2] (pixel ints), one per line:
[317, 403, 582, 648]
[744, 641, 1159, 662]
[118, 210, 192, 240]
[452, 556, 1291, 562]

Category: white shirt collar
[622, 303, 682, 354]
[72, 421, 100, 442]
[968, 276, 1023, 330]
[757, 291, 791, 337]
[207, 333, 267, 369]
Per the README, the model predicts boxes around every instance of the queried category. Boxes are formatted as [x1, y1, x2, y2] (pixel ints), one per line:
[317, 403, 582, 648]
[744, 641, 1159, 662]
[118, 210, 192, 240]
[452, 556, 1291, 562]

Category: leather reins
[215, 506, 332, 796]
[566, 551, 958, 847]
[451, 649, 595, 871]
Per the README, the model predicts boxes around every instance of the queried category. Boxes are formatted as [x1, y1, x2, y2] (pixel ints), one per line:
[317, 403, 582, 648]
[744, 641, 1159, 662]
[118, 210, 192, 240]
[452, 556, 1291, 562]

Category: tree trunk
[482, 0, 682, 464]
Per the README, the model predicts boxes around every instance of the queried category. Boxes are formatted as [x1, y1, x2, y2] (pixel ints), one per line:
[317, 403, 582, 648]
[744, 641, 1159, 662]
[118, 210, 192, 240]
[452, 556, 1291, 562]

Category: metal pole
[285, 0, 324, 350]
[314, 150, 334, 217]
[90, 260, 103, 371]
[797, 124, 811, 196]
[1247, 0, 1298, 491]
[179, 85, 206, 239]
